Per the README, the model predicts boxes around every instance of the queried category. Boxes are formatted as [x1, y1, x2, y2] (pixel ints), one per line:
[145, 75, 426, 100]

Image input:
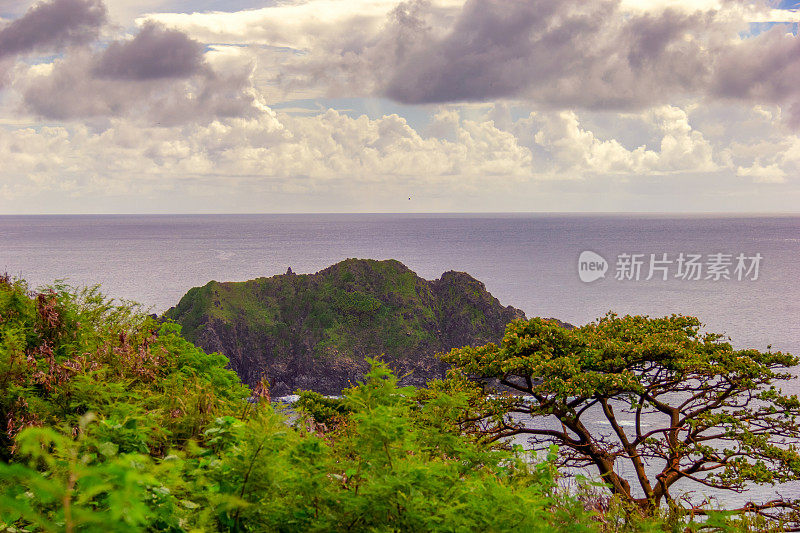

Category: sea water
[1, 213, 797, 354]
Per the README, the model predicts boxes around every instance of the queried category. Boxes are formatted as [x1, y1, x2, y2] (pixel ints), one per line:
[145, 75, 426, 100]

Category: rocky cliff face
[164, 259, 527, 395]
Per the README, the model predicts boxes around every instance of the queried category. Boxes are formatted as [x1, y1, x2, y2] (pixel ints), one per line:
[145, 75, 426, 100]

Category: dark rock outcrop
[164, 259, 528, 395]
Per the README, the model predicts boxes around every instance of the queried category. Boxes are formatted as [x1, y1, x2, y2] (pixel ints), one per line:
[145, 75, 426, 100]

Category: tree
[442, 314, 800, 526]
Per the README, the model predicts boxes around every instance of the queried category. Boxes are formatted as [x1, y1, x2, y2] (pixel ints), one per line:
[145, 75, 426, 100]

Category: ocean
[1, 213, 798, 354]
[2, 213, 799, 505]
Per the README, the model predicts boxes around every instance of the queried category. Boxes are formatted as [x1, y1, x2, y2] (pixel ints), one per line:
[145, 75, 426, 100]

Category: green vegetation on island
[164, 259, 528, 395]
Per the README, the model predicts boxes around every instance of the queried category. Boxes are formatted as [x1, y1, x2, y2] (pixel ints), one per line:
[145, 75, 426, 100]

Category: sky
[0, 0, 800, 213]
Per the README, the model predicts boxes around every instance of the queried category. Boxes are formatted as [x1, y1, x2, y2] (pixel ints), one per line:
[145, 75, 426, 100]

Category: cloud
[140, 0, 462, 47]
[712, 27, 800, 125]
[1, 99, 798, 213]
[383, 0, 800, 121]
[16, 23, 259, 123]
[384, 0, 728, 108]
[0, 2, 254, 124]
[0, 101, 753, 197]
[711, 106, 800, 181]
[142, 0, 457, 100]
[3, 0, 800, 215]
[525, 105, 717, 176]
[93, 21, 203, 80]
[0, 104, 535, 203]
[0, 0, 105, 58]
[147, 0, 726, 107]
[144, 0, 800, 123]
[736, 162, 786, 183]
[0, 57, 11, 87]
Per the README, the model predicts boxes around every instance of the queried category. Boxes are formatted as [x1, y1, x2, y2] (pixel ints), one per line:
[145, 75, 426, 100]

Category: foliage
[441, 313, 800, 528]
[0, 275, 248, 461]
[0, 277, 599, 531]
[0, 360, 601, 531]
[0, 413, 162, 532]
[215, 359, 595, 532]
[294, 389, 351, 428]
[3, 275, 790, 531]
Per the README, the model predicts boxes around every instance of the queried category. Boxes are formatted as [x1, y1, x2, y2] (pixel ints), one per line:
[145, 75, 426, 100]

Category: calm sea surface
[1, 213, 799, 505]
[1, 213, 797, 354]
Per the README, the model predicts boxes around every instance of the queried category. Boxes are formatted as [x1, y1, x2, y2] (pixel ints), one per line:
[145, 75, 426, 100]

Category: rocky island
[164, 259, 529, 395]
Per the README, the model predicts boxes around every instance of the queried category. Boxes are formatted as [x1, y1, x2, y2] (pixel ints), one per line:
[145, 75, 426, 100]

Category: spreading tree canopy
[442, 314, 800, 526]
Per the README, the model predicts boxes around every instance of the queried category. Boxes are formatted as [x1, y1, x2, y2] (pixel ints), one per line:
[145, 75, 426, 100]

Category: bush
[1, 277, 756, 531]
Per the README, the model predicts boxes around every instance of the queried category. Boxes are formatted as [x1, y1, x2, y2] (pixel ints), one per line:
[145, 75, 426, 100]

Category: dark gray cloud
[378, 0, 800, 123]
[17, 18, 257, 124]
[712, 27, 800, 125]
[9, 0, 800, 128]
[0, 0, 105, 58]
[265, 0, 447, 100]
[22, 47, 257, 124]
[384, 0, 717, 109]
[93, 22, 203, 80]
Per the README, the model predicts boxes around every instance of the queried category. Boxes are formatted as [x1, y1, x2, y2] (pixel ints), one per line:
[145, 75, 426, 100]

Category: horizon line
[2, 210, 800, 217]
